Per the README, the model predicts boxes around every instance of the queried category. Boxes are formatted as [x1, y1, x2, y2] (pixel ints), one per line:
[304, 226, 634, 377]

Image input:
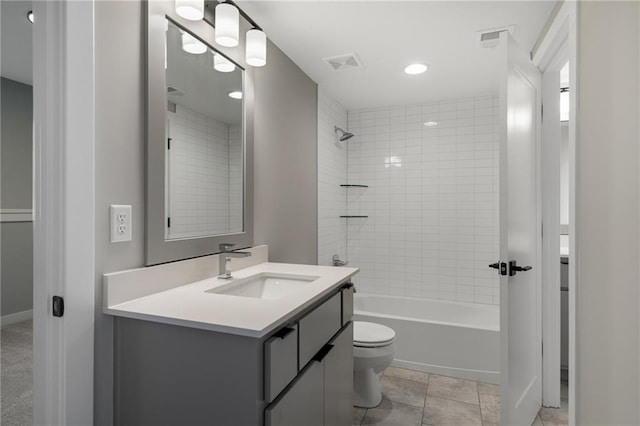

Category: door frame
[32, 1, 95, 424]
[531, 0, 577, 421]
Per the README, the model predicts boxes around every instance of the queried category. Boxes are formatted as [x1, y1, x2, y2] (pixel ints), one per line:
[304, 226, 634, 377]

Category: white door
[497, 31, 542, 425]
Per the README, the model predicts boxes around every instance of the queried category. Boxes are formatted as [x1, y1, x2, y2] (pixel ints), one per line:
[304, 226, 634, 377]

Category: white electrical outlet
[110, 205, 132, 243]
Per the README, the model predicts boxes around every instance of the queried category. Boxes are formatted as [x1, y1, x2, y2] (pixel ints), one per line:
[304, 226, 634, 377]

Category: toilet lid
[353, 321, 396, 347]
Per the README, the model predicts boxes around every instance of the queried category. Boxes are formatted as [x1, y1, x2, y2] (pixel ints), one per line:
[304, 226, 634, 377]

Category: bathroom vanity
[104, 252, 357, 426]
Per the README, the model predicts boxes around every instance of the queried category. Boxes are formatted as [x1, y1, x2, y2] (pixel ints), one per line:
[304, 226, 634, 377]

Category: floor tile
[380, 375, 428, 408]
[426, 374, 479, 405]
[479, 393, 500, 426]
[539, 399, 568, 425]
[353, 407, 367, 426]
[362, 397, 423, 426]
[384, 367, 430, 384]
[531, 414, 544, 426]
[423, 395, 482, 426]
[477, 382, 500, 398]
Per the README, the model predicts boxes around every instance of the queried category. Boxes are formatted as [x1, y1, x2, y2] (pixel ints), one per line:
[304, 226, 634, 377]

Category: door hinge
[541, 104, 544, 123]
[167, 138, 172, 149]
[167, 217, 171, 228]
[52, 296, 64, 317]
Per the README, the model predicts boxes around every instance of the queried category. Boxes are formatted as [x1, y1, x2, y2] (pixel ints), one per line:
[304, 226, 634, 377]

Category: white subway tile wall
[167, 105, 243, 239]
[317, 90, 348, 266]
[345, 96, 500, 305]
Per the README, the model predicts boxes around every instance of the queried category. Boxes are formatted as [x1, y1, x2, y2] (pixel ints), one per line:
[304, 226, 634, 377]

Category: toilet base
[353, 368, 384, 408]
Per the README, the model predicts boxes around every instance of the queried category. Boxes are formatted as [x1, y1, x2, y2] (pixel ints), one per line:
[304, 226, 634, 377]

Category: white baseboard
[392, 359, 500, 385]
[1, 309, 33, 326]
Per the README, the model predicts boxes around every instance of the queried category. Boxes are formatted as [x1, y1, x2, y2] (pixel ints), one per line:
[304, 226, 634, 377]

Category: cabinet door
[323, 323, 353, 426]
[265, 361, 324, 426]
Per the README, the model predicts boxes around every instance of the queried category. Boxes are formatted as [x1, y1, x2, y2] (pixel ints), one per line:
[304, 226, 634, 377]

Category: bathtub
[354, 293, 500, 384]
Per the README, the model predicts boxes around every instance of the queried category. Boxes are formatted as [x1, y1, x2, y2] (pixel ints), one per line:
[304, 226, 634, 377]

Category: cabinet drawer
[298, 292, 342, 369]
[264, 325, 298, 403]
[341, 284, 354, 325]
[265, 360, 324, 426]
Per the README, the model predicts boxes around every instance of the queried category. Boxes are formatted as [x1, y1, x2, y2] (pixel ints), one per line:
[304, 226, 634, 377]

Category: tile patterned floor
[353, 367, 569, 426]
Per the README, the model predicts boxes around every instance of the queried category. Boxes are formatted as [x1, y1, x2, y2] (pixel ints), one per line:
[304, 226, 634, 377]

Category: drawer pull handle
[313, 344, 334, 363]
[274, 327, 296, 339]
[342, 283, 354, 290]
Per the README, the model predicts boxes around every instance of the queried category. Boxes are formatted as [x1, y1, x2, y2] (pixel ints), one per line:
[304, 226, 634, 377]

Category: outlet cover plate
[110, 205, 132, 243]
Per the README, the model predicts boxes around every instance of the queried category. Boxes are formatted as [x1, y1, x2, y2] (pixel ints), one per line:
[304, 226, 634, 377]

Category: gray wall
[576, 2, 640, 424]
[1, 77, 33, 317]
[93, 2, 318, 424]
[254, 41, 318, 265]
[94, 2, 145, 423]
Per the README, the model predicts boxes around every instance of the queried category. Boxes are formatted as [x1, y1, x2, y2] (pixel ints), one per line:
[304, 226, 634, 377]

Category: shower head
[334, 126, 354, 142]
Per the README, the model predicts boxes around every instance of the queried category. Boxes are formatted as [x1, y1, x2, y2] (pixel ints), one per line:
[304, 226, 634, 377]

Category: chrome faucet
[332, 254, 348, 267]
[217, 243, 252, 279]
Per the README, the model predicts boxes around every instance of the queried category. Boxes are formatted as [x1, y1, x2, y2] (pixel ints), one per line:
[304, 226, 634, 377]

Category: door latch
[52, 296, 64, 317]
[489, 262, 508, 276]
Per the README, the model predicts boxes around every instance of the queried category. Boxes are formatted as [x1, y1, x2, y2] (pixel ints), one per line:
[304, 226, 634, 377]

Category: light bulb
[246, 29, 267, 67]
[213, 53, 236, 73]
[182, 32, 207, 54]
[215, 3, 239, 47]
[175, 0, 204, 21]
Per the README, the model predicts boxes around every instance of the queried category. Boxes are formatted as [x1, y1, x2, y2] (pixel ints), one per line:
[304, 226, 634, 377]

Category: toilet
[352, 321, 396, 408]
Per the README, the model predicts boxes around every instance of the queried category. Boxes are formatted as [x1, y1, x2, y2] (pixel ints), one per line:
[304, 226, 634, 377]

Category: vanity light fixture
[423, 121, 439, 127]
[213, 53, 236, 73]
[215, 2, 240, 47]
[182, 32, 207, 54]
[404, 63, 428, 75]
[175, 0, 204, 21]
[245, 28, 267, 67]
[228, 91, 243, 100]
[27, 10, 34, 23]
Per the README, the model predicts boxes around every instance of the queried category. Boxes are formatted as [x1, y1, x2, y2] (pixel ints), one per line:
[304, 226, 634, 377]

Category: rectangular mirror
[165, 19, 244, 240]
[146, 2, 254, 265]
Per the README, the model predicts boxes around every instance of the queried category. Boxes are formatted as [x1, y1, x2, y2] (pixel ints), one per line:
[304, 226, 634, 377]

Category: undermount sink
[206, 273, 320, 300]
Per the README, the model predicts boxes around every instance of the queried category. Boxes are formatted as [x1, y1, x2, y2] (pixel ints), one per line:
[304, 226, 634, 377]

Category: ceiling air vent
[477, 25, 515, 48]
[323, 53, 363, 72]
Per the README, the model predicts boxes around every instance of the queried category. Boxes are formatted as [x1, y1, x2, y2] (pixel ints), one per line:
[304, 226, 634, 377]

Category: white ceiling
[1, 0, 33, 86]
[238, 1, 555, 110]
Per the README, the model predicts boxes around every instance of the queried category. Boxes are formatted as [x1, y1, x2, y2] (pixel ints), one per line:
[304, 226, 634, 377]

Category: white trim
[1, 309, 34, 327]
[533, 1, 577, 419]
[541, 64, 563, 409]
[0, 209, 34, 222]
[32, 1, 95, 425]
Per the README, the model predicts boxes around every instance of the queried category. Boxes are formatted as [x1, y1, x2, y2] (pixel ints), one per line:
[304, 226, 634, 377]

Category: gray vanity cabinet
[114, 284, 354, 426]
[265, 323, 354, 426]
[323, 323, 354, 426]
[264, 360, 324, 426]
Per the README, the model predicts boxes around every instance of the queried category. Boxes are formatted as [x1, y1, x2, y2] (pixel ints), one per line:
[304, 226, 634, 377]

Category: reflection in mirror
[165, 19, 244, 240]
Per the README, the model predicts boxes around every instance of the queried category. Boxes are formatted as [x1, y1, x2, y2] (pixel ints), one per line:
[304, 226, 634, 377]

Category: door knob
[509, 260, 532, 276]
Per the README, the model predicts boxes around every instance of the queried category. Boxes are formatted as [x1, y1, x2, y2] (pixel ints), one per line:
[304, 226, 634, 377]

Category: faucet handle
[219, 243, 236, 252]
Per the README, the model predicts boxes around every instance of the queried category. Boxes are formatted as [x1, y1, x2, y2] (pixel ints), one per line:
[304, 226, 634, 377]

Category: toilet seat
[353, 321, 396, 348]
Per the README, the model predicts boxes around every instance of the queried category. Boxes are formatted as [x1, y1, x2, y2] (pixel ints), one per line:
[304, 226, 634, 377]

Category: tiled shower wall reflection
[317, 89, 348, 266]
[345, 97, 500, 304]
[168, 105, 243, 239]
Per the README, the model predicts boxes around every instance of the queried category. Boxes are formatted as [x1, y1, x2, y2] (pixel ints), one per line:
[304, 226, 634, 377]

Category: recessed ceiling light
[404, 63, 428, 75]
[423, 121, 439, 127]
[228, 91, 243, 100]
[27, 11, 34, 23]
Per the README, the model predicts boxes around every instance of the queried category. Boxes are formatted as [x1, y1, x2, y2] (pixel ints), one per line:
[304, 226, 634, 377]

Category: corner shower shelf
[339, 215, 368, 218]
[340, 184, 368, 188]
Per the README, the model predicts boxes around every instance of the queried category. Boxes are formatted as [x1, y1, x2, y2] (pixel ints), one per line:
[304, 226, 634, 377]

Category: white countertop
[104, 261, 358, 338]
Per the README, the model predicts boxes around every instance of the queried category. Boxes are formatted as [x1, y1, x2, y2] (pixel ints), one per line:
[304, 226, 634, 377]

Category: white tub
[354, 293, 500, 384]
